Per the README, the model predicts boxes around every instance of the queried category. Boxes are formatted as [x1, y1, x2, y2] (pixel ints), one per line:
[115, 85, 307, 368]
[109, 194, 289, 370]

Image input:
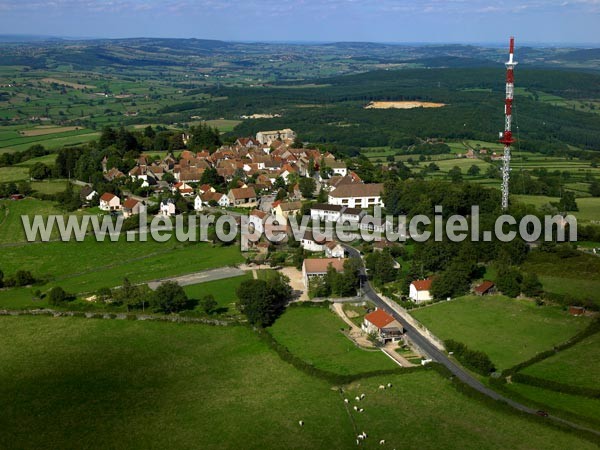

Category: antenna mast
[500, 37, 517, 210]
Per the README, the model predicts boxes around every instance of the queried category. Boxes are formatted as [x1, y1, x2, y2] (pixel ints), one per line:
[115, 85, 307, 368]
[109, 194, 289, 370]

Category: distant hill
[561, 48, 600, 62]
[404, 56, 497, 68]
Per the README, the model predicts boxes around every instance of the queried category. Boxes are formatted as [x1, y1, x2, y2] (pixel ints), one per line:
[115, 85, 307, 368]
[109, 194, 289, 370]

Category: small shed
[474, 281, 496, 296]
[568, 306, 586, 316]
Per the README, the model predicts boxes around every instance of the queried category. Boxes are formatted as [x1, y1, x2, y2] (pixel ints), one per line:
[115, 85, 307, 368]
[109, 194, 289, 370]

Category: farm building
[474, 281, 496, 296]
[569, 306, 586, 316]
[302, 258, 345, 288]
[228, 187, 257, 206]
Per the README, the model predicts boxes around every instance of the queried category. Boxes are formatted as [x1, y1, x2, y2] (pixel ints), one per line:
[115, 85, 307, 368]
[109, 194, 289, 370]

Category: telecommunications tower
[500, 37, 517, 210]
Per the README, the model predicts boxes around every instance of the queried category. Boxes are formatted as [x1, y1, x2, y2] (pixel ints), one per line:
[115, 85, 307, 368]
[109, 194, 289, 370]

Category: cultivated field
[411, 295, 590, 370]
[365, 101, 446, 109]
[0, 315, 596, 449]
[19, 126, 83, 137]
[39, 77, 96, 89]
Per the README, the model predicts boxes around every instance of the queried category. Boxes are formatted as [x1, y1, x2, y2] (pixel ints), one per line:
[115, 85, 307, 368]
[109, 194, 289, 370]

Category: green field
[522, 250, 600, 305]
[269, 306, 397, 375]
[503, 382, 600, 430]
[183, 272, 253, 312]
[0, 198, 67, 243]
[411, 296, 590, 370]
[0, 237, 244, 306]
[514, 195, 600, 223]
[30, 179, 70, 195]
[521, 332, 600, 390]
[0, 165, 29, 182]
[0, 315, 596, 449]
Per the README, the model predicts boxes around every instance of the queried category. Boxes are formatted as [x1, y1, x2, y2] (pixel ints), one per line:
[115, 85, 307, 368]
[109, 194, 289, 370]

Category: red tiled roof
[364, 309, 395, 329]
[100, 192, 117, 202]
[123, 198, 139, 209]
[474, 281, 495, 294]
[329, 183, 383, 199]
[411, 278, 433, 291]
[250, 209, 268, 220]
[303, 258, 345, 274]
[229, 187, 257, 200]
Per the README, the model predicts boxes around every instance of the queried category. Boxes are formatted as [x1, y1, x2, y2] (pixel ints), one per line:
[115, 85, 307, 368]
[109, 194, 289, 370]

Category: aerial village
[84, 127, 449, 316]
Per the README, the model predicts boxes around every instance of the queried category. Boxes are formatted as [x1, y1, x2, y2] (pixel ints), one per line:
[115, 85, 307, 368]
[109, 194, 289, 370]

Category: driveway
[279, 266, 308, 300]
[147, 267, 245, 290]
[331, 302, 374, 348]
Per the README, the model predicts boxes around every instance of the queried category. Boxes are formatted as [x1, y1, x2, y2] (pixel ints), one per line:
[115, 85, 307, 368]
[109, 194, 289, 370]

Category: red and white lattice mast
[500, 37, 517, 210]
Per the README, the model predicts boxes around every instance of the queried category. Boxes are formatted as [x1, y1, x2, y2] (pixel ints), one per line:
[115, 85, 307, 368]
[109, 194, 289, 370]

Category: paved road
[147, 267, 245, 290]
[342, 243, 600, 437]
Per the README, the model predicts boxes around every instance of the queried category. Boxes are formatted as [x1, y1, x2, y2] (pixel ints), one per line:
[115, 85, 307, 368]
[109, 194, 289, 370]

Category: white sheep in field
[387, 383, 392, 388]
[344, 398, 349, 403]
[359, 408, 364, 413]
[361, 432, 368, 439]
[379, 439, 386, 445]
[353, 406, 358, 411]
[298, 420, 304, 427]
[360, 393, 365, 399]
[379, 385, 386, 390]
[355, 396, 360, 401]
[356, 439, 360, 446]
[357, 434, 364, 440]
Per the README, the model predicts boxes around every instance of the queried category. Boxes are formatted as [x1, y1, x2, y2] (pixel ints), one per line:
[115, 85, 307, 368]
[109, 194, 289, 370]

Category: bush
[153, 281, 188, 314]
[4, 270, 35, 287]
[512, 373, 600, 399]
[48, 287, 68, 305]
[445, 339, 496, 375]
[199, 294, 217, 314]
[96, 287, 113, 303]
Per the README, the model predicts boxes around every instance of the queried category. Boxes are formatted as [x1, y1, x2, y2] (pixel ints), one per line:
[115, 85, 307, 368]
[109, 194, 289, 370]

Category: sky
[0, 0, 599, 44]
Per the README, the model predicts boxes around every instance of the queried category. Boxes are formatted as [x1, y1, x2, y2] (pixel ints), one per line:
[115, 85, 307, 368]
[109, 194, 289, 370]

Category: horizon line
[1, 34, 599, 47]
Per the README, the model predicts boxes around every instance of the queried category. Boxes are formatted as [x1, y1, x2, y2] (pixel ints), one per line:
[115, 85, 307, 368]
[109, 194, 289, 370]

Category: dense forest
[193, 68, 600, 153]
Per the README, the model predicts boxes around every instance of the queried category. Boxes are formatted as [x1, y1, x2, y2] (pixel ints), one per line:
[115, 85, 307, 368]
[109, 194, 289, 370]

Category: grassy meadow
[522, 250, 600, 306]
[268, 306, 397, 375]
[0, 235, 244, 308]
[411, 295, 590, 370]
[503, 382, 600, 431]
[0, 315, 597, 449]
[521, 332, 600, 390]
[183, 272, 253, 313]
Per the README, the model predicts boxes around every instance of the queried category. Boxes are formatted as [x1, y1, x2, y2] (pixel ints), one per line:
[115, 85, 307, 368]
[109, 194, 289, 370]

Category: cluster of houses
[91, 128, 389, 223]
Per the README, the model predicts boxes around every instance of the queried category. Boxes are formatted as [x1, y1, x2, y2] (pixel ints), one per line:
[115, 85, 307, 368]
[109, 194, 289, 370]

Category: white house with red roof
[99, 193, 121, 212]
[122, 198, 145, 218]
[249, 209, 268, 234]
[194, 195, 203, 212]
[172, 181, 194, 197]
[362, 308, 404, 343]
[409, 278, 433, 303]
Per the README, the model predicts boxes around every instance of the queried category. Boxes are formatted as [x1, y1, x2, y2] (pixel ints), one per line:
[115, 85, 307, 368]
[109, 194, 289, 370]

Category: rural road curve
[147, 267, 245, 290]
[342, 243, 600, 437]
